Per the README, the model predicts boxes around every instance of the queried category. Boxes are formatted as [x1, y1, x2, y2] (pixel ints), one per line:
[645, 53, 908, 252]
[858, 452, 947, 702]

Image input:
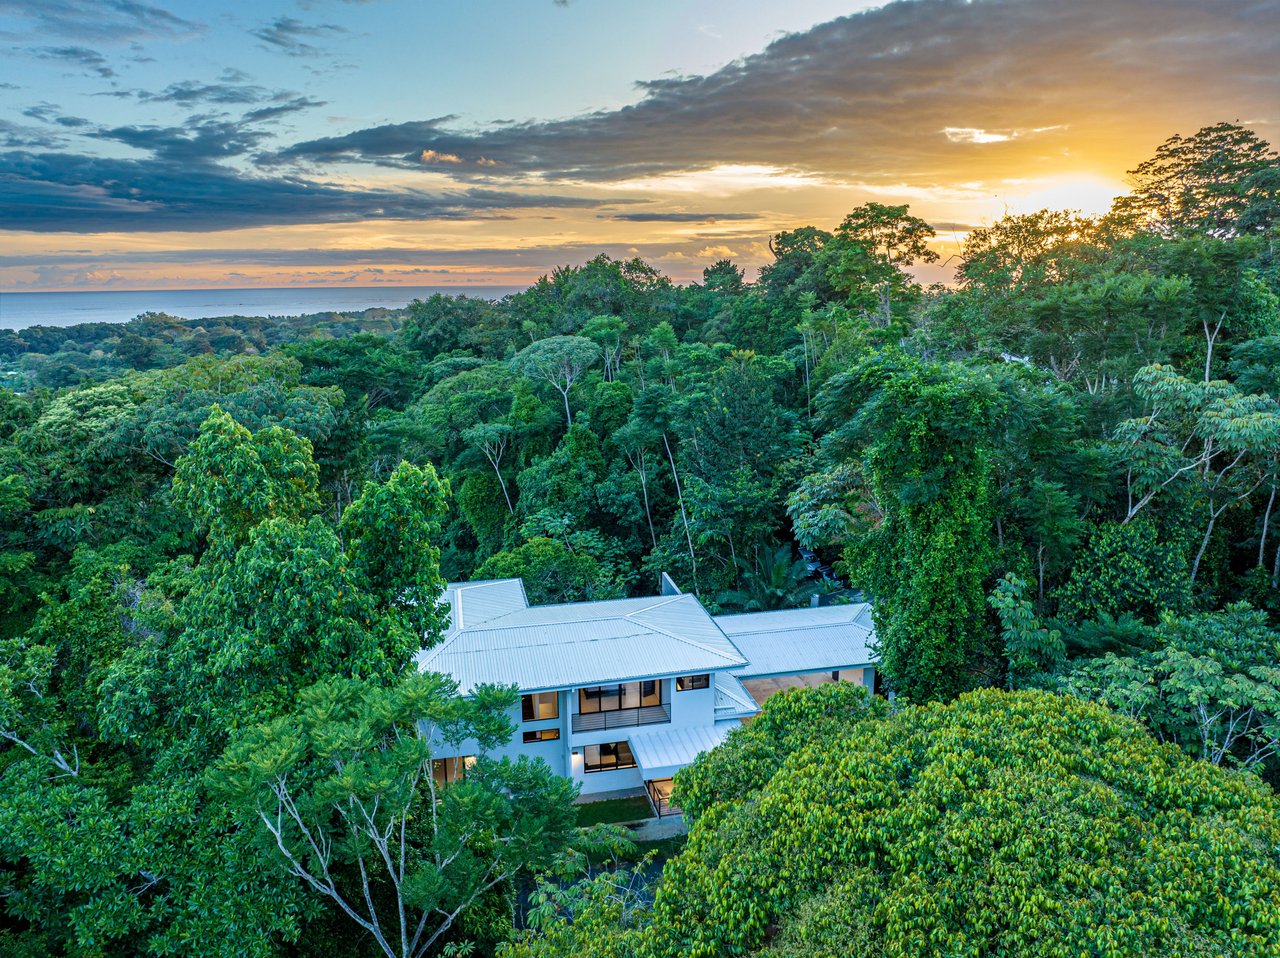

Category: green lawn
[574, 795, 655, 826]
[628, 835, 686, 861]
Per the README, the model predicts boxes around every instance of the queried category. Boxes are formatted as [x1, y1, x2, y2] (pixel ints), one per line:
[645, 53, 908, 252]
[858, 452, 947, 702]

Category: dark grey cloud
[252, 16, 347, 57]
[0, 0, 199, 43]
[85, 97, 325, 165]
[29, 45, 115, 78]
[606, 212, 762, 222]
[21, 103, 89, 127]
[139, 80, 273, 106]
[0, 119, 64, 149]
[278, 0, 1280, 186]
[0, 150, 643, 232]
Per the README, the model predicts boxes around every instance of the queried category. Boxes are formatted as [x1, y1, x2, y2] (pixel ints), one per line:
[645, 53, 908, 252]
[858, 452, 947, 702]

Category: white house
[416, 576, 877, 814]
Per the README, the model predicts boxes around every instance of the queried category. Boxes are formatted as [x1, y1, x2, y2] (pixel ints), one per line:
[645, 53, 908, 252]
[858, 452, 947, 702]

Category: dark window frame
[522, 728, 561, 744]
[677, 674, 710, 691]
[521, 691, 560, 722]
[578, 681, 661, 715]
[583, 740, 637, 773]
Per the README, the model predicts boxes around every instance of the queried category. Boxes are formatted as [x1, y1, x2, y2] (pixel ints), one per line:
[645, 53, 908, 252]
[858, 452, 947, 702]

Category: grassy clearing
[628, 835, 686, 861]
[574, 795, 655, 827]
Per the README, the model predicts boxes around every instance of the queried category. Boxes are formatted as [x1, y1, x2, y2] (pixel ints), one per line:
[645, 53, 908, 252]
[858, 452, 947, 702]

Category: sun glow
[997, 174, 1127, 218]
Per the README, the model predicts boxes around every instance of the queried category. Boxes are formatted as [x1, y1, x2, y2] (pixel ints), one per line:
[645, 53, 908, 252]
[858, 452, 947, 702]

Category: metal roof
[714, 673, 760, 719]
[628, 720, 741, 779]
[445, 579, 530, 629]
[418, 582, 748, 694]
[715, 602, 876, 679]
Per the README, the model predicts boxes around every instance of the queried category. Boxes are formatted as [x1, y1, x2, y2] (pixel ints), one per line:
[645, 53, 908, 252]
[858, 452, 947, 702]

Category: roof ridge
[450, 579, 529, 631]
[629, 594, 747, 666]
[623, 593, 685, 617]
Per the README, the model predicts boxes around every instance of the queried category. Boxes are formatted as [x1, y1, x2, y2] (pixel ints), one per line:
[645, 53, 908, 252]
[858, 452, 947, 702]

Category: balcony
[571, 703, 671, 734]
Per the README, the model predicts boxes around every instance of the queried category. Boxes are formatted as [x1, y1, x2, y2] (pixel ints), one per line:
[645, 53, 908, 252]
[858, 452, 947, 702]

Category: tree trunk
[1191, 502, 1218, 585]
[1259, 483, 1276, 568]
[663, 433, 699, 593]
[558, 386, 573, 427]
[634, 451, 658, 549]
[492, 461, 513, 513]
[1203, 308, 1226, 383]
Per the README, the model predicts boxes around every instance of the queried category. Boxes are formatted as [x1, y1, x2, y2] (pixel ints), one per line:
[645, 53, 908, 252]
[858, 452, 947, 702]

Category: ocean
[0, 286, 525, 331]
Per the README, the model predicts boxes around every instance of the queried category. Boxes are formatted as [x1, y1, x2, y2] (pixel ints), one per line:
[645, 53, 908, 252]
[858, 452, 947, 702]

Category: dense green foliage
[3, 122, 1280, 955]
[0, 309, 406, 391]
[506, 688, 1280, 958]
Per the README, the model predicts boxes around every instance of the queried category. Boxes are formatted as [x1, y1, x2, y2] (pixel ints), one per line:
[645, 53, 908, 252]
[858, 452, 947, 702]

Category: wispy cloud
[0, 0, 200, 43]
[251, 16, 348, 57]
[21, 103, 89, 127]
[606, 211, 762, 222]
[28, 45, 116, 78]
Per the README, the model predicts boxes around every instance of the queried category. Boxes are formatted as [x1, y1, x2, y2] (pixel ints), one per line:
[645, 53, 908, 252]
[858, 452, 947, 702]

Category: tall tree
[825, 203, 939, 327]
[214, 675, 578, 958]
[1114, 121, 1280, 236]
[814, 351, 1000, 700]
[510, 336, 601, 427]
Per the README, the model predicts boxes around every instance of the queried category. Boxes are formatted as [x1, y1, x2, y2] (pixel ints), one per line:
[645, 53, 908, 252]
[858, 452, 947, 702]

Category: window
[522, 728, 561, 744]
[431, 755, 475, 788]
[522, 691, 559, 722]
[677, 674, 710, 691]
[583, 741, 636, 773]
[578, 681, 662, 714]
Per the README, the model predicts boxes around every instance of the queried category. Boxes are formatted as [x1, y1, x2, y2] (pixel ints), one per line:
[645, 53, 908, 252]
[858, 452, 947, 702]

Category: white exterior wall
[431, 672, 734, 796]
[568, 678, 666, 796]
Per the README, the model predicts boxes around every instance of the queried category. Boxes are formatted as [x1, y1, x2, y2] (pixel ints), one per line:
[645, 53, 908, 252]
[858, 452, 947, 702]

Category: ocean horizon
[0, 285, 525, 331]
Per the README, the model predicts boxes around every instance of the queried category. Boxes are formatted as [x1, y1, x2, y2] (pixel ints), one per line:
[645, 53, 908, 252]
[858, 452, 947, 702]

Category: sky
[0, 0, 1278, 292]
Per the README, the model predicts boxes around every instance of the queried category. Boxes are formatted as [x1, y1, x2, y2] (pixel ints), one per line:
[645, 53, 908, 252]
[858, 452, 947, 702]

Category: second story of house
[415, 577, 877, 796]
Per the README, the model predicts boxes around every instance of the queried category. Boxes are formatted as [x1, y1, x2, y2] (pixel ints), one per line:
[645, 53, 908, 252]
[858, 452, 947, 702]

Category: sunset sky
[1, 0, 1278, 292]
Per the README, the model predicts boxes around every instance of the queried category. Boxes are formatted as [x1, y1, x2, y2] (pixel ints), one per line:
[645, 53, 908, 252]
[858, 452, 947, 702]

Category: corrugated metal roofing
[629, 720, 740, 776]
[716, 603, 876, 678]
[418, 582, 748, 694]
[446, 579, 530, 629]
[714, 673, 760, 718]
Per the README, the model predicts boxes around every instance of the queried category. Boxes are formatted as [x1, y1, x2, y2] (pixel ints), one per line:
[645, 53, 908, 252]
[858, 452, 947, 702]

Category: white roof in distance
[418, 581, 748, 694]
[716, 602, 876, 678]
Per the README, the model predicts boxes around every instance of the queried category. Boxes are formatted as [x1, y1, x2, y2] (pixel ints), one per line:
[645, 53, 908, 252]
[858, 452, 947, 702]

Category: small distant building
[417, 577, 877, 814]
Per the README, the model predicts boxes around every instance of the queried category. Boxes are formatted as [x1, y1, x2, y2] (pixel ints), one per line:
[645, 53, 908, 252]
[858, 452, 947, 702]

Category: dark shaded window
[430, 756, 475, 788]
[522, 728, 561, 744]
[578, 681, 661, 714]
[583, 741, 637, 773]
[677, 674, 710, 691]
[522, 691, 559, 722]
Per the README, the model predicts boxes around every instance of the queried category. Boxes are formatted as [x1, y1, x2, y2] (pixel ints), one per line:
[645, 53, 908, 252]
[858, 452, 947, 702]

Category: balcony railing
[571, 702, 670, 733]
[646, 779, 681, 818]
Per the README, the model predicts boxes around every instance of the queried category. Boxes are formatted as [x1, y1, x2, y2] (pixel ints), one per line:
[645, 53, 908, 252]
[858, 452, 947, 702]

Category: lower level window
[583, 741, 636, 773]
[431, 755, 475, 788]
[523, 728, 561, 744]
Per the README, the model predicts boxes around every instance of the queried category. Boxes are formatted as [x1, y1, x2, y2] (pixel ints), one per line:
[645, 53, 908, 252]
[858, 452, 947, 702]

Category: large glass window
[522, 691, 559, 722]
[431, 756, 475, 789]
[522, 728, 561, 744]
[578, 681, 661, 714]
[677, 674, 710, 691]
[583, 741, 636, 773]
